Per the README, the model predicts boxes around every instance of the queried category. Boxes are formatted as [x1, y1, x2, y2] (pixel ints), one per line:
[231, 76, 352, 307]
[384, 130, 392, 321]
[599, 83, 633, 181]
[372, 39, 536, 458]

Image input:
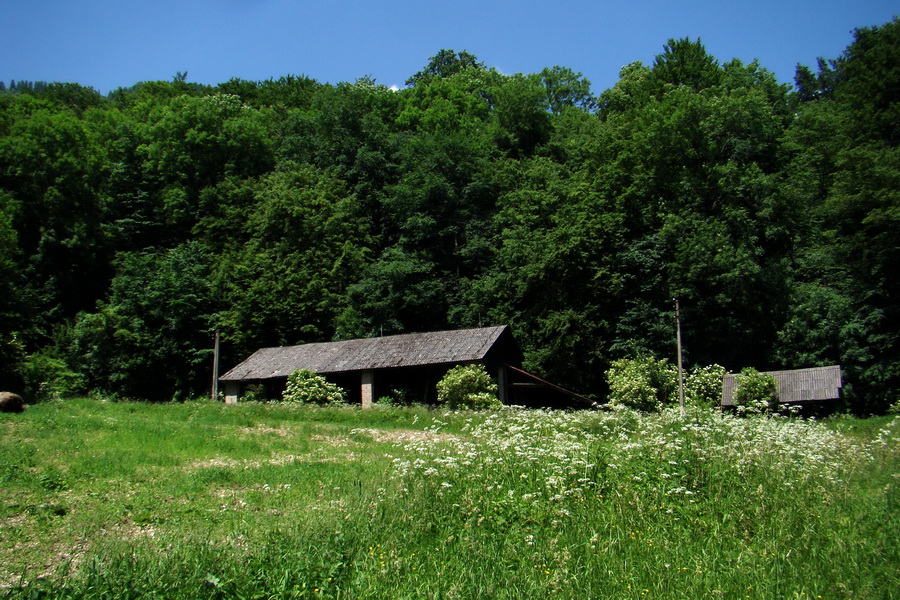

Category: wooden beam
[498, 365, 508, 404]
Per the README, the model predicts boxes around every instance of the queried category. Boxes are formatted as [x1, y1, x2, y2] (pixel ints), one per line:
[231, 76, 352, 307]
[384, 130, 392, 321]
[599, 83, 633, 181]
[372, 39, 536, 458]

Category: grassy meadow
[1, 398, 898, 599]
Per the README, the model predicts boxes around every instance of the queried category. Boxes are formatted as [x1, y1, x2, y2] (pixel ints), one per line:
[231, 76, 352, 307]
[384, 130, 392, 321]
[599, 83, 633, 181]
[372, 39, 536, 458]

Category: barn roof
[220, 325, 518, 382]
[722, 365, 842, 406]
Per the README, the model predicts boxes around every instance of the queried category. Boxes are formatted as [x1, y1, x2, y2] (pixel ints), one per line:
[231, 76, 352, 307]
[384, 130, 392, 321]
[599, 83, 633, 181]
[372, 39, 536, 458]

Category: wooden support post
[675, 298, 685, 412]
[361, 370, 375, 409]
[497, 365, 508, 405]
[211, 329, 220, 401]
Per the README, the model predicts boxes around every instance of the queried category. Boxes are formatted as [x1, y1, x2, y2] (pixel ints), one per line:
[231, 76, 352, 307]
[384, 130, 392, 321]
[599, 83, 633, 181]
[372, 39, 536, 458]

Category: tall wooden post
[497, 365, 508, 405]
[211, 329, 220, 402]
[675, 298, 685, 412]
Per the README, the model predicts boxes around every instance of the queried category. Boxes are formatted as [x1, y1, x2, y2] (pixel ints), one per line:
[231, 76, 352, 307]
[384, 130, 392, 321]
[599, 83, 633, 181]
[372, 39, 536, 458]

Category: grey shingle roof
[722, 365, 842, 406]
[220, 325, 514, 381]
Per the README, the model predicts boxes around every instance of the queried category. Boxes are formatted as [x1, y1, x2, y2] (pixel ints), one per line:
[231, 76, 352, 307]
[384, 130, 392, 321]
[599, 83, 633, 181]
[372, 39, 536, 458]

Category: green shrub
[685, 364, 727, 408]
[606, 356, 678, 412]
[732, 367, 779, 415]
[376, 386, 414, 407]
[21, 352, 85, 402]
[436, 364, 500, 410]
[282, 369, 346, 405]
[608, 358, 729, 411]
[241, 383, 268, 403]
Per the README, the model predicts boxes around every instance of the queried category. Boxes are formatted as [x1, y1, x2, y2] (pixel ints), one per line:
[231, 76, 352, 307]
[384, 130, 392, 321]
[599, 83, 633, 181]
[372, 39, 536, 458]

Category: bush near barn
[282, 369, 347, 405]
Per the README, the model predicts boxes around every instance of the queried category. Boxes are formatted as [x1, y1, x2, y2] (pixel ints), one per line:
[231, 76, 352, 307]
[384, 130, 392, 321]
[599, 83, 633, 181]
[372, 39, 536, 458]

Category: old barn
[219, 325, 592, 408]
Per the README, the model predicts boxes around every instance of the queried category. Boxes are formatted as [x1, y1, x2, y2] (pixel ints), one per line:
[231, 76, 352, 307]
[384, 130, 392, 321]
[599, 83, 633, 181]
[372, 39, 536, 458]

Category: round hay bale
[0, 391, 25, 413]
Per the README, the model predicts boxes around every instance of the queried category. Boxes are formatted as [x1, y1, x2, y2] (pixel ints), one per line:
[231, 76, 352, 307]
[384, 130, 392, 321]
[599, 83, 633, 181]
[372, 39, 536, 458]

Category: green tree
[216, 75, 320, 110]
[592, 44, 797, 370]
[336, 247, 446, 337]
[0, 100, 111, 330]
[406, 49, 485, 86]
[101, 114, 167, 253]
[135, 92, 274, 240]
[651, 37, 723, 91]
[459, 157, 624, 393]
[67, 242, 216, 400]
[783, 18, 900, 412]
[538, 66, 597, 113]
[213, 165, 370, 354]
[794, 58, 842, 103]
[339, 68, 501, 337]
[490, 73, 551, 157]
[0, 191, 24, 387]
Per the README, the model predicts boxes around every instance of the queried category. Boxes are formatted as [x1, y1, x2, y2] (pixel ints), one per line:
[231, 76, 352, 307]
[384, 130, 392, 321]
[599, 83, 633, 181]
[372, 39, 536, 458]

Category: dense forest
[1, 19, 897, 412]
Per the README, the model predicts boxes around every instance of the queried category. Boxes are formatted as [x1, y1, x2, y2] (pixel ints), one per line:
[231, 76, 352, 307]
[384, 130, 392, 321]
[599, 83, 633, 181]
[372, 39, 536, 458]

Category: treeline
[1, 20, 897, 411]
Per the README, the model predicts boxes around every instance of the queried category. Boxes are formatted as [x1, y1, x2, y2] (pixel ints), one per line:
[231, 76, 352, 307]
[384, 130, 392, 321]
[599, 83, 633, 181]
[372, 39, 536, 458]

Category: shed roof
[722, 365, 842, 406]
[220, 325, 518, 382]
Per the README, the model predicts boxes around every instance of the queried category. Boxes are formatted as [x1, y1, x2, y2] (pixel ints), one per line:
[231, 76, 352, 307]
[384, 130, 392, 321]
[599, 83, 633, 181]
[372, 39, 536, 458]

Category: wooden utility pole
[211, 329, 220, 402]
[675, 298, 685, 411]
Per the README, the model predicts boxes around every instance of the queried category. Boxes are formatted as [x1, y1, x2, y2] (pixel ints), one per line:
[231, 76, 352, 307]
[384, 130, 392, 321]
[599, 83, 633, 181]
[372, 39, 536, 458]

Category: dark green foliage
[67, 242, 216, 400]
[651, 37, 723, 91]
[0, 192, 23, 386]
[20, 351, 85, 402]
[0, 100, 111, 327]
[538, 66, 598, 113]
[794, 58, 842, 103]
[336, 247, 447, 337]
[0, 22, 897, 408]
[216, 74, 319, 109]
[213, 165, 370, 352]
[136, 92, 274, 239]
[782, 18, 900, 412]
[406, 49, 486, 86]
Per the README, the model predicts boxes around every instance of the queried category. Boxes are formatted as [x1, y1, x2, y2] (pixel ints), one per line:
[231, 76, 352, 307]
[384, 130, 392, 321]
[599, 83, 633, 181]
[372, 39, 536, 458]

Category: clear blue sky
[1, 0, 896, 95]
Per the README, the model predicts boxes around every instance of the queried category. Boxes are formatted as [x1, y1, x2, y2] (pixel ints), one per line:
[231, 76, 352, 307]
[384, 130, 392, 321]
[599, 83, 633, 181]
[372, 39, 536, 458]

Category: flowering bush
[685, 364, 727, 408]
[608, 358, 729, 411]
[282, 369, 346, 405]
[436, 364, 500, 409]
[732, 367, 779, 415]
[606, 357, 677, 411]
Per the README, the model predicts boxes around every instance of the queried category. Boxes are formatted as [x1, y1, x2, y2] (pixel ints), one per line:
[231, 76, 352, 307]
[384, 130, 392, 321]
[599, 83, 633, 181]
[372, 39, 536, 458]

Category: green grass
[1, 399, 898, 599]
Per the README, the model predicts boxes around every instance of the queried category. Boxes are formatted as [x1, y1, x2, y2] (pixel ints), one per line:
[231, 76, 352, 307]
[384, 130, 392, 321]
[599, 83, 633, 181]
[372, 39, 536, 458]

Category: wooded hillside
[1, 20, 897, 411]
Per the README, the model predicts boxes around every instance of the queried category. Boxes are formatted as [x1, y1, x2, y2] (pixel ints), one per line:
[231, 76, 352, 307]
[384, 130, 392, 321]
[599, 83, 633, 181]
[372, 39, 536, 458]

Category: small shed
[721, 365, 843, 407]
[219, 325, 590, 408]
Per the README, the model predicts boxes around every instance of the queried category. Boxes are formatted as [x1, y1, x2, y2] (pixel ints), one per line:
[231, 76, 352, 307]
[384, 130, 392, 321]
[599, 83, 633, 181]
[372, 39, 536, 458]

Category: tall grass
[1, 399, 897, 598]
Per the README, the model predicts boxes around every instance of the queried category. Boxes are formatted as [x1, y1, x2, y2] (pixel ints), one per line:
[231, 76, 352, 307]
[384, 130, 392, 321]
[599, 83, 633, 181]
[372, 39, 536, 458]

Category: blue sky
[1, 0, 896, 95]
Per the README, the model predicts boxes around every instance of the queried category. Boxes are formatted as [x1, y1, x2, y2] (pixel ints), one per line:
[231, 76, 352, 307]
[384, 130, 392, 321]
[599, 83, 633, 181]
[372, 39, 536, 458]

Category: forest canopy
[1, 18, 898, 412]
